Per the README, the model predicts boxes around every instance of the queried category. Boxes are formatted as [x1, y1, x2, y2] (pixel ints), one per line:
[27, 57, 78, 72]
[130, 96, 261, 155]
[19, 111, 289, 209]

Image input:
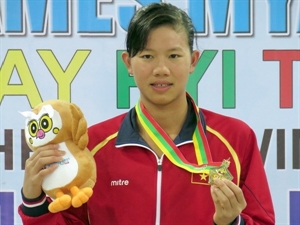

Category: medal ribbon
[135, 93, 222, 173]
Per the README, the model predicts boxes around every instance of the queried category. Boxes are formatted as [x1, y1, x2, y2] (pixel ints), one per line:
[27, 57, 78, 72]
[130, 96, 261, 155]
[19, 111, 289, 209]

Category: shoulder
[89, 112, 127, 132]
[200, 108, 255, 139]
[201, 108, 250, 129]
[201, 109, 260, 167]
[87, 112, 128, 147]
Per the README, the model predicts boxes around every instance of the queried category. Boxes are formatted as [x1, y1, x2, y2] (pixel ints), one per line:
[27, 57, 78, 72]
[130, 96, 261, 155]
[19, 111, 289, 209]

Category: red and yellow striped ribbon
[135, 93, 222, 173]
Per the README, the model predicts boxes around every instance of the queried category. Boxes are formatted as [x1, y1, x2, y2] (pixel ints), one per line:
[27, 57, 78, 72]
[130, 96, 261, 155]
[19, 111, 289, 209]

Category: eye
[28, 120, 38, 137]
[141, 55, 153, 59]
[169, 54, 180, 58]
[39, 114, 53, 133]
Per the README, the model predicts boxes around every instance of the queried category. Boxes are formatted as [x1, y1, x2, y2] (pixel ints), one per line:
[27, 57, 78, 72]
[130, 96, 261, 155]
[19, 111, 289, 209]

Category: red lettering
[263, 50, 300, 108]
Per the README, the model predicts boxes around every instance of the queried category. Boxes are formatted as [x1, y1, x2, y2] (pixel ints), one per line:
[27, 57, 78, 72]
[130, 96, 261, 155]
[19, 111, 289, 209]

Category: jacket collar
[116, 97, 206, 147]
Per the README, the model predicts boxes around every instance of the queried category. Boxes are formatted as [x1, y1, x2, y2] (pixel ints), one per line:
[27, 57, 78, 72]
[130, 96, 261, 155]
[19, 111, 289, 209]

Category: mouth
[150, 83, 172, 92]
[151, 83, 172, 87]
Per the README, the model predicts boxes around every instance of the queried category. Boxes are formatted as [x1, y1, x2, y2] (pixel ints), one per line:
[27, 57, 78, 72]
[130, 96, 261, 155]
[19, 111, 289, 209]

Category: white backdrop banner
[0, 0, 299, 224]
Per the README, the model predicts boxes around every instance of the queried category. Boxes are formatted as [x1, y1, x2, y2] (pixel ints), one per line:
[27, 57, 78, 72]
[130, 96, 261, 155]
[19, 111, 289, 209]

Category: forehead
[145, 26, 189, 49]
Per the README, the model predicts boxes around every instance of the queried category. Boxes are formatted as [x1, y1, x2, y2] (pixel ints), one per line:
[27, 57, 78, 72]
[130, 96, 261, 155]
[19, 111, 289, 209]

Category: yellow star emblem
[199, 173, 208, 180]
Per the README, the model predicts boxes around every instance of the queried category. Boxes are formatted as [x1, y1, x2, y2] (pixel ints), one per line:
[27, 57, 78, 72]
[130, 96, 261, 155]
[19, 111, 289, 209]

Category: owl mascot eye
[20, 100, 97, 213]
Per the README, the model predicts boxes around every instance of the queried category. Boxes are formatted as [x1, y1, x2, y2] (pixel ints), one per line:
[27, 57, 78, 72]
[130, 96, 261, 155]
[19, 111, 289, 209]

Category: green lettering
[187, 50, 218, 104]
[222, 50, 236, 108]
[116, 50, 219, 108]
[116, 50, 137, 109]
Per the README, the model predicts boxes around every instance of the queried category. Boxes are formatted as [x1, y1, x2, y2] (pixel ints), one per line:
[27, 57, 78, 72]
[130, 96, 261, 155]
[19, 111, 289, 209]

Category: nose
[153, 59, 170, 76]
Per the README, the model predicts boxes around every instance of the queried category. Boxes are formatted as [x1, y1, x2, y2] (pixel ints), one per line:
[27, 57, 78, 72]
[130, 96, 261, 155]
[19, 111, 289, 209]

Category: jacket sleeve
[239, 129, 275, 225]
[213, 215, 245, 225]
[18, 195, 90, 225]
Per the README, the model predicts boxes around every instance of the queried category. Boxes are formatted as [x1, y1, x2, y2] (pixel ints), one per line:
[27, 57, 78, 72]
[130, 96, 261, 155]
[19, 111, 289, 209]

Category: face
[122, 25, 200, 108]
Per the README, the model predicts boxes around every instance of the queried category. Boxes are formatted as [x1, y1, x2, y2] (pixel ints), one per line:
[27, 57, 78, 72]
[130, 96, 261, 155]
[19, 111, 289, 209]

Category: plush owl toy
[20, 100, 96, 213]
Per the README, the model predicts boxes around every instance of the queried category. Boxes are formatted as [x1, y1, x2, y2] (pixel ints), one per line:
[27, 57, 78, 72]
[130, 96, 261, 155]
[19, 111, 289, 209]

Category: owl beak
[36, 130, 46, 139]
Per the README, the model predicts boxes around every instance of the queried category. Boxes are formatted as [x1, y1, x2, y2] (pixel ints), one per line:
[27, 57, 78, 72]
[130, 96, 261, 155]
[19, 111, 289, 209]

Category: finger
[223, 179, 246, 206]
[211, 184, 233, 210]
[213, 179, 238, 208]
[37, 163, 59, 178]
[27, 156, 61, 186]
[27, 145, 64, 164]
[37, 144, 59, 152]
[217, 179, 244, 205]
[23, 163, 59, 199]
[211, 184, 242, 224]
[29, 144, 61, 160]
[27, 154, 62, 174]
[210, 185, 226, 211]
[26, 148, 65, 176]
[24, 155, 62, 185]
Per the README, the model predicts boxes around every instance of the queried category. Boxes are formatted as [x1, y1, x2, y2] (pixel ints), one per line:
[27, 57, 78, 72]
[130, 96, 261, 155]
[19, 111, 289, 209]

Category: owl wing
[70, 103, 88, 150]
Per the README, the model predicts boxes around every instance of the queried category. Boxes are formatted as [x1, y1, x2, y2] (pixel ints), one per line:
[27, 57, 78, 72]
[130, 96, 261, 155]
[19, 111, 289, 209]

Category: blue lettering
[27, 0, 47, 33]
[290, 191, 300, 224]
[0, 192, 14, 225]
[135, 0, 160, 5]
[52, 0, 69, 33]
[6, 0, 69, 34]
[2, 0, 297, 35]
[209, 0, 230, 34]
[118, 0, 160, 32]
[188, 0, 205, 33]
[298, 5, 300, 33]
[118, 6, 136, 31]
[268, 0, 289, 34]
[6, 0, 22, 33]
[233, 0, 251, 34]
[189, 0, 252, 35]
[78, 0, 113, 34]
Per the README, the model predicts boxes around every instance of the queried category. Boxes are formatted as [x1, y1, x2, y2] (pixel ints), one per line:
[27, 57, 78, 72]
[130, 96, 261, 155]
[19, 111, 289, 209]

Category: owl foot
[48, 194, 72, 213]
[70, 186, 93, 208]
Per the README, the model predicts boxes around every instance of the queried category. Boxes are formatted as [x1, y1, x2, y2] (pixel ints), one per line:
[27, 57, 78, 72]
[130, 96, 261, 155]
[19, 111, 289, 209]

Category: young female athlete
[19, 3, 275, 225]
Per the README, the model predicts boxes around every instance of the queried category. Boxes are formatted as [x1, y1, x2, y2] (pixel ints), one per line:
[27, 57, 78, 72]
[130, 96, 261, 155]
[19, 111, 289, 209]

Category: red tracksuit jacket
[19, 101, 275, 225]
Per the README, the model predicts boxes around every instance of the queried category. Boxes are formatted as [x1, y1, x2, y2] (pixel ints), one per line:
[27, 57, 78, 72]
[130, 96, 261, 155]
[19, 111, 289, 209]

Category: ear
[189, 50, 200, 74]
[19, 111, 34, 118]
[121, 51, 133, 75]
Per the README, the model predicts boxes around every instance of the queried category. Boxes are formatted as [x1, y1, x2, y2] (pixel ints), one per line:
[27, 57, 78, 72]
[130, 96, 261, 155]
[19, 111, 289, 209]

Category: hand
[22, 144, 65, 199]
[210, 178, 247, 225]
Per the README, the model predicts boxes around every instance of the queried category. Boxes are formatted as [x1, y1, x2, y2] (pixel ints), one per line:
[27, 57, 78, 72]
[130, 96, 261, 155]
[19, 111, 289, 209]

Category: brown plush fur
[26, 100, 96, 200]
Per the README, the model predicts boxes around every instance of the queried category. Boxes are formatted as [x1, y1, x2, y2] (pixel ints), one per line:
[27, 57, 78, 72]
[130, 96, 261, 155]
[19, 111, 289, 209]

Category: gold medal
[208, 159, 233, 185]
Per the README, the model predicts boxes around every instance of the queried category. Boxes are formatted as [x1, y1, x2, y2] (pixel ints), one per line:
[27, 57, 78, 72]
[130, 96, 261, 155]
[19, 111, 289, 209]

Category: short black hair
[126, 3, 196, 57]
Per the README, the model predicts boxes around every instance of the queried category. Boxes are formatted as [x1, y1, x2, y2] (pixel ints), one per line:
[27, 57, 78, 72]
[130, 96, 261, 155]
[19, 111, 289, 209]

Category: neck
[139, 97, 188, 139]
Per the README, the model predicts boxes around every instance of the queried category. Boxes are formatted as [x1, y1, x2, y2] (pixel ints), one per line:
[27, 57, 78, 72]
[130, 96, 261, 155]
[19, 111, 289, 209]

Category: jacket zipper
[155, 157, 163, 225]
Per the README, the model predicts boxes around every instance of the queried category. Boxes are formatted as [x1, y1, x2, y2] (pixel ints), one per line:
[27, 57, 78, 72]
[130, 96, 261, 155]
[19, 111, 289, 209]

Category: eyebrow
[142, 47, 184, 52]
